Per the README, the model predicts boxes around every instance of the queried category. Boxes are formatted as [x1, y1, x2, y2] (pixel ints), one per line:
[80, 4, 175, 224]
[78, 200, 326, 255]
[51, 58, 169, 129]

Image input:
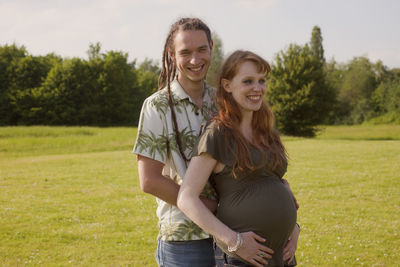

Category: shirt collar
[170, 79, 213, 105]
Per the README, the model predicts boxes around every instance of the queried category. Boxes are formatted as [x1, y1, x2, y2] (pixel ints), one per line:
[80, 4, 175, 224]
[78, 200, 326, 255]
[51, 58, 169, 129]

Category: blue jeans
[214, 244, 297, 267]
[214, 245, 250, 267]
[155, 238, 215, 267]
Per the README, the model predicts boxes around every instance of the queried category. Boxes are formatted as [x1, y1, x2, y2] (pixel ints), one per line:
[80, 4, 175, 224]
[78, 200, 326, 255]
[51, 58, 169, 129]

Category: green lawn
[0, 125, 399, 266]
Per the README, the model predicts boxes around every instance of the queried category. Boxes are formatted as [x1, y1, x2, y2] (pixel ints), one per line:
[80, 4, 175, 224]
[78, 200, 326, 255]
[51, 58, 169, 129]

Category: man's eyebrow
[178, 49, 190, 54]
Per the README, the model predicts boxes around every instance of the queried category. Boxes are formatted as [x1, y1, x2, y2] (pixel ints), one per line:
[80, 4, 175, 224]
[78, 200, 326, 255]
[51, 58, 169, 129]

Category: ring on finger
[258, 252, 265, 258]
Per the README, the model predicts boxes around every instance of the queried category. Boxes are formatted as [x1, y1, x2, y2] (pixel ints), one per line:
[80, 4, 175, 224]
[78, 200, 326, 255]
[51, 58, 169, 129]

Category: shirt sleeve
[193, 122, 235, 167]
[133, 95, 168, 164]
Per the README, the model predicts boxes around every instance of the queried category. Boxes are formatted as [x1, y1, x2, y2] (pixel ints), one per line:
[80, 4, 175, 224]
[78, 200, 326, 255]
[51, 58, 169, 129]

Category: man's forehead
[173, 30, 209, 49]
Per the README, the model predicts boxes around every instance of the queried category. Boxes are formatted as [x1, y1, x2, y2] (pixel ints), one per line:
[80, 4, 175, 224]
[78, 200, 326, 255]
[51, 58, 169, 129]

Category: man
[133, 17, 218, 267]
[133, 17, 299, 267]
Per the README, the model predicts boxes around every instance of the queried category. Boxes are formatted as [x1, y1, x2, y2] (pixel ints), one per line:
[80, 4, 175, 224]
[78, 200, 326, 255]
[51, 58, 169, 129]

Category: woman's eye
[243, 80, 252, 85]
[259, 79, 266, 85]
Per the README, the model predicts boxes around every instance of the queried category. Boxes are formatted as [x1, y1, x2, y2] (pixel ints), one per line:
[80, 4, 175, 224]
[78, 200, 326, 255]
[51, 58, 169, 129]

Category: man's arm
[283, 224, 300, 263]
[137, 155, 180, 205]
[281, 178, 300, 262]
[137, 154, 217, 211]
[282, 178, 299, 210]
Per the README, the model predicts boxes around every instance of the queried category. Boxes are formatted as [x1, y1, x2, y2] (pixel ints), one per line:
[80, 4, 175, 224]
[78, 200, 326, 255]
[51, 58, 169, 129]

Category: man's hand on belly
[282, 178, 299, 210]
[283, 224, 300, 263]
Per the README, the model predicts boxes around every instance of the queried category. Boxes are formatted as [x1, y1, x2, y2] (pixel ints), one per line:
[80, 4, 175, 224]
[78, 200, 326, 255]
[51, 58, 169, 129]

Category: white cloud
[0, 0, 399, 68]
[233, 0, 279, 8]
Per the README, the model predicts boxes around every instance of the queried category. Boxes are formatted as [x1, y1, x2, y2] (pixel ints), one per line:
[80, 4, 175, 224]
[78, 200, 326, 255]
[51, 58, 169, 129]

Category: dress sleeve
[193, 122, 235, 166]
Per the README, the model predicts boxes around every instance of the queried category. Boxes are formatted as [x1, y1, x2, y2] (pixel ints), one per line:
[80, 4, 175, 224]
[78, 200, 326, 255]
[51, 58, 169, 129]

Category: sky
[1, 0, 399, 68]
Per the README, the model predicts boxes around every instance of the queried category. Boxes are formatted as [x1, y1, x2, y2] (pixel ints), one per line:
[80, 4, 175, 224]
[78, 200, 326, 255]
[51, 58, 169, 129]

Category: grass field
[0, 125, 399, 266]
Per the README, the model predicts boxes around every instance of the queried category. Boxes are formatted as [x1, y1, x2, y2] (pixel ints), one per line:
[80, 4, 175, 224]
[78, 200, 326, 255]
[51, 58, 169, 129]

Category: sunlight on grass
[315, 124, 400, 140]
[0, 125, 399, 266]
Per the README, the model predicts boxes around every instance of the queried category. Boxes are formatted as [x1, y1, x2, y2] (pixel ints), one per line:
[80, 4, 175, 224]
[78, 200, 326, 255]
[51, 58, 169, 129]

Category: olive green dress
[193, 121, 297, 267]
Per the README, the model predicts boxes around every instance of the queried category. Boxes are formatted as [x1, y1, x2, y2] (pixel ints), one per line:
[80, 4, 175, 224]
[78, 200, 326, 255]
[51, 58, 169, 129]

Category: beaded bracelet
[228, 232, 243, 252]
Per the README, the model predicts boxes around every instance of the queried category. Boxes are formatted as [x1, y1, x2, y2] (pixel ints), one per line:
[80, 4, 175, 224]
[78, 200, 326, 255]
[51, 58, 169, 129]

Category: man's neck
[177, 76, 205, 108]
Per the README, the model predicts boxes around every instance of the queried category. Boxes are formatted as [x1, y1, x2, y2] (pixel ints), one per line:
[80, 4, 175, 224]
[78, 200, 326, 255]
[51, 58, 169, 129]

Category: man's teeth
[190, 66, 202, 71]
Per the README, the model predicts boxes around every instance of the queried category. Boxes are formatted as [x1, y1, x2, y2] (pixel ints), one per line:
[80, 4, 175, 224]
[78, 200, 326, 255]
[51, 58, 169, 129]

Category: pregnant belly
[216, 179, 297, 252]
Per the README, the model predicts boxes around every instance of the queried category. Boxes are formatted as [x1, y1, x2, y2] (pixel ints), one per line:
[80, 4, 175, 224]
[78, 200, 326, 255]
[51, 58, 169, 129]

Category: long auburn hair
[158, 17, 212, 163]
[214, 50, 287, 176]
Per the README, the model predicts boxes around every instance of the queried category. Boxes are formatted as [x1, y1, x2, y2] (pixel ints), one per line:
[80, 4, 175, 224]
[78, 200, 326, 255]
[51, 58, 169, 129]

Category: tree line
[0, 43, 158, 126]
[270, 26, 400, 135]
[1, 27, 399, 136]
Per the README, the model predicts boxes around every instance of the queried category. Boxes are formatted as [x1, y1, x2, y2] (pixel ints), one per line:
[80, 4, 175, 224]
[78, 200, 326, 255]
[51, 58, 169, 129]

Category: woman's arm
[177, 153, 273, 267]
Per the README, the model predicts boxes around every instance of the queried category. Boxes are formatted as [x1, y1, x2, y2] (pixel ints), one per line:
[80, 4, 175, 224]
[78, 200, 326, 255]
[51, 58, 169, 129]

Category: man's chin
[186, 74, 206, 83]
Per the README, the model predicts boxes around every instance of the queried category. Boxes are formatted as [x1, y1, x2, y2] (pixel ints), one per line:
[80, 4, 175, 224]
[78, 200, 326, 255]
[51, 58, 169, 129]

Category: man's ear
[221, 78, 231, 93]
[209, 40, 214, 53]
[168, 48, 175, 62]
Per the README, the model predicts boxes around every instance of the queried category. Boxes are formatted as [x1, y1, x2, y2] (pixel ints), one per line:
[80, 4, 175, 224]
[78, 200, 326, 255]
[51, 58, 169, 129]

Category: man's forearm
[140, 172, 180, 206]
[137, 155, 217, 210]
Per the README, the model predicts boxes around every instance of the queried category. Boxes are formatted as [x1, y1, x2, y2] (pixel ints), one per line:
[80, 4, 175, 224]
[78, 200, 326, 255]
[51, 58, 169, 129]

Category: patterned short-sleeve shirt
[133, 79, 217, 241]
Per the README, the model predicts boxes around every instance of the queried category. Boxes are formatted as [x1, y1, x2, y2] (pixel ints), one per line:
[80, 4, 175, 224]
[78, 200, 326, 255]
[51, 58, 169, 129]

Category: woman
[177, 50, 299, 267]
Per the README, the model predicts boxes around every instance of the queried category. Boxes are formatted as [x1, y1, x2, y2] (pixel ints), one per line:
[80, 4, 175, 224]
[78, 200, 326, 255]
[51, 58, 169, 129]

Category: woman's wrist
[227, 232, 243, 252]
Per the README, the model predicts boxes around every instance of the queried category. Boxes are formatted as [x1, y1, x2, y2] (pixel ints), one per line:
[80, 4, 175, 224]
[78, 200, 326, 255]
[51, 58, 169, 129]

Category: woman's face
[223, 61, 267, 116]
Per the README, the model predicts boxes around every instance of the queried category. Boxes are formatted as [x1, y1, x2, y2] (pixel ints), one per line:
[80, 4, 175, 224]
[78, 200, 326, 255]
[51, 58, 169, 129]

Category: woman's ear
[221, 79, 231, 93]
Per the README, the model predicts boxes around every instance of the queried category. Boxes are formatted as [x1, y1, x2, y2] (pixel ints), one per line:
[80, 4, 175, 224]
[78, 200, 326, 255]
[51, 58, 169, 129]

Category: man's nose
[189, 52, 201, 65]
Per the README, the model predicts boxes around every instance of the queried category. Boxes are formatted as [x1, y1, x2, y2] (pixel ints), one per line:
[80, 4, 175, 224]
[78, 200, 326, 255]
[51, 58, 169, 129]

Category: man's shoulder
[141, 88, 171, 115]
[145, 88, 169, 104]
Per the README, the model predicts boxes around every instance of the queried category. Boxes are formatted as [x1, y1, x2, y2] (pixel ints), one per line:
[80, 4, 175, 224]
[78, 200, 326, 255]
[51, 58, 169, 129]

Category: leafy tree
[339, 57, 378, 123]
[0, 44, 60, 125]
[268, 44, 333, 136]
[97, 50, 138, 125]
[37, 57, 95, 124]
[134, 58, 159, 124]
[324, 59, 347, 123]
[10, 55, 61, 124]
[370, 73, 400, 120]
[138, 57, 160, 74]
[87, 42, 102, 61]
[310, 26, 325, 65]
[206, 32, 224, 87]
[0, 44, 27, 124]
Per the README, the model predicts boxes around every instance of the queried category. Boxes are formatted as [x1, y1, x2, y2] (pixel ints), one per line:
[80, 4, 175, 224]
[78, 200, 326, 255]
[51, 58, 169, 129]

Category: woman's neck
[240, 111, 253, 142]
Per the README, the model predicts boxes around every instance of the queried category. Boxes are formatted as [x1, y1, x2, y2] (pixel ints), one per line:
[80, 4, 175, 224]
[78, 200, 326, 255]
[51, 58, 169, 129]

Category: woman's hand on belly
[236, 231, 274, 267]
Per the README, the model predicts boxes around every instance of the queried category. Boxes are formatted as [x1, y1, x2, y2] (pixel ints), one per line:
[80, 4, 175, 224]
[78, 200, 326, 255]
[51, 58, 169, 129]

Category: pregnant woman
[177, 50, 299, 267]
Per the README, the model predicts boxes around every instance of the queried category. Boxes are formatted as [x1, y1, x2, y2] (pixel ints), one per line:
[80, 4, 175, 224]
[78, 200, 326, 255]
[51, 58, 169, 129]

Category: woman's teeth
[248, 95, 261, 100]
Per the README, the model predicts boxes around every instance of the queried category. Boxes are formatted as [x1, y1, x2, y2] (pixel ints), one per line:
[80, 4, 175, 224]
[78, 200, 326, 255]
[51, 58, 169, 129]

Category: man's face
[170, 30, 213, 87]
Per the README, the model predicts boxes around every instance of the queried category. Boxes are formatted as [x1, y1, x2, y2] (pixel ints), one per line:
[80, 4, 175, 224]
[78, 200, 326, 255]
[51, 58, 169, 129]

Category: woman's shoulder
[202, 120, 229, 139]
[195, 120, 234, 165]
